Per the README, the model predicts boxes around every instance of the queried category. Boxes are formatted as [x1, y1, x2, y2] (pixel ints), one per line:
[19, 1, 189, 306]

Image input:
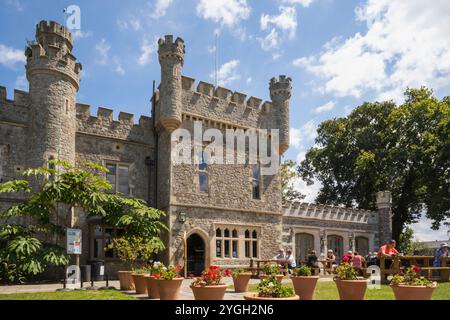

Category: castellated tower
[157, 35, 185, 133]
[25, 21, 82, 167]
[270, 75, 292, 155]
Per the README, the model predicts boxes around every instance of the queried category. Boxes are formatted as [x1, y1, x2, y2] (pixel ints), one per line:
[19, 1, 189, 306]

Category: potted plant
[259, 262, 284, 283]
[390, 265, 437, 300]
[145, 261, 164, 299]
[244, 275, 299, 300]
[231, 268, 253, 293]
[108, 236, 162, 291]
[132, 266, 151, 294]
[291, 265, 320, 300]
[190, 266, 231, 300]
[333, 262, 368, 300]
[156, 265, 184, 300]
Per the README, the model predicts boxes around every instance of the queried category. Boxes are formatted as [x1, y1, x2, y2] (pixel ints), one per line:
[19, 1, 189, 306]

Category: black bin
[89, 260, 105, 281]
[80, 265, 91, 282]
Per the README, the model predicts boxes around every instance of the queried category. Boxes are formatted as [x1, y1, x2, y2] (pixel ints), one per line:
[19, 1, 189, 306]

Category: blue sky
[1, 0, 449, 241]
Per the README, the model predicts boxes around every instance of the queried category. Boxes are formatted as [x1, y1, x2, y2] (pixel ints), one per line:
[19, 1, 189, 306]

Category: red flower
[189, 273, 195, 278]
[176, 274, 182, 278]
[176, 265, 182, 271]
[223, 269, 231, 277]
[412, 265, 421, 273]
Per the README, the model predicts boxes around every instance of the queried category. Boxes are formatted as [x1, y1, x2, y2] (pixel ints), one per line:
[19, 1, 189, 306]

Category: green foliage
[334, 262, 358, 280]
[257, 275, 295, 298]
[298, 87, 450, 242]
[157, 265, 183, 280]
[281, 160, 305, 204]
[0, 160, 167, 283]
[390, 265, 436, 287]
[107, 236, 164, 269]
[262, 262, 282, 275]
[292, 265, 312, 277]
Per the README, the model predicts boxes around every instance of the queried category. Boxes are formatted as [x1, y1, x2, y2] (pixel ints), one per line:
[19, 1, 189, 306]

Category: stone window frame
[104, 160, 132, 196]
[244, 229, 259, 259]
[89, 222, 124, 261]
[214, 224, 261, 259]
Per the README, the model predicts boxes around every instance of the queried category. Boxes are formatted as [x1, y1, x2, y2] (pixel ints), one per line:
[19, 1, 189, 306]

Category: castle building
[0, 21, 392, 276]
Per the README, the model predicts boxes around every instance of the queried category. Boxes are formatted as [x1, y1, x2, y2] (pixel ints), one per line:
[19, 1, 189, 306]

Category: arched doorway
[327, 235, 343, 263]
[355, 236, 369, 256]
[295, 233, 314, 264]
[186, 233, 205, 276]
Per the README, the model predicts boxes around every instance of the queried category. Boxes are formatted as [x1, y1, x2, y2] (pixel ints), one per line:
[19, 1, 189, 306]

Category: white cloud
[5, 0, 23, 11]
[282, 0, 313, 7]
[72, 30, 93, 40]
[0, 44, 25, 67]
[261, 6, 297, 39]
[246, 77, 252, 84]
[290, 120, 317, 150]
[196, 0, 251, 27]
[14, 74, 27, 91]
[210, 60, 241, 86]
[138, 37, 157, 66]
[411, 216, 450, 242]
[152, 0, 173, 19]
[117, 18, 141, 31]
[293, 0, 450, 101]
[113, 57, 125, 75]
[313, 101, 335, 114]
[95, 38, 110, 65]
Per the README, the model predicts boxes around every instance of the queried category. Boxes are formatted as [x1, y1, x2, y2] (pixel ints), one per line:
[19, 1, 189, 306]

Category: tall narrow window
[232, 229, 238, 258]
[252, 230, 258, 258]
[245, 230, 251, 258]
[106, 162, 130, 195]
[252, 163, 261, 199]
[197, 151, 208, 193]
[215, 228, 222, 258]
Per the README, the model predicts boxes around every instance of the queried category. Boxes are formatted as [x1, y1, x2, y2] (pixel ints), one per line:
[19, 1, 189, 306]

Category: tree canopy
[298, 87, 450, 242]
[0, 160, 167, 283]
[280, 159, 305, 204]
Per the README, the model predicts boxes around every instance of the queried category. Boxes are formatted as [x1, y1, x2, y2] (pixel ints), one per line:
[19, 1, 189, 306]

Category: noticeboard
[67, 228, 82, 255]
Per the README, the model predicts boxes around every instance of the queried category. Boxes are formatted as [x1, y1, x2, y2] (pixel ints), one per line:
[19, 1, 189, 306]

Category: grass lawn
[245, 281, 450, 300]
[0, 289, 136, 300]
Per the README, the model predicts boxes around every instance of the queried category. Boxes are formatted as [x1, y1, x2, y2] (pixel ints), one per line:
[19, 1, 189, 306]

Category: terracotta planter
[391, 285, 436, 300]
[259, 274, 284, 283]
[191, 284, 228, 300]
[117, 271, 135, 291]
[232, 273, 252, 293]
[243, 292, 299, 300]
[334, 279, 368, 300]
[132, 273, 149, 294]
[158, 278, 184, 300]
[145, 275, 160, 299]
[291, 276, 319, 300]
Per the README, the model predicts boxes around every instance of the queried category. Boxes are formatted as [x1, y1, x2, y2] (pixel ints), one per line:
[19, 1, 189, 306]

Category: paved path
[0, 276, 334, 300]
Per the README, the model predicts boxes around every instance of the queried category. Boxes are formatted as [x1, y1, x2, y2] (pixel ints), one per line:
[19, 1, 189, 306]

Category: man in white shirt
[285, 249, 297, 269]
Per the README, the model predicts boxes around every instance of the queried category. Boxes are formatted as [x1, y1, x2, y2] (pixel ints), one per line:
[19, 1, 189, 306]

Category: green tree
[281, 160, 305, 204]
[299, 87, 450, 243]
[0, 160, 167, 283]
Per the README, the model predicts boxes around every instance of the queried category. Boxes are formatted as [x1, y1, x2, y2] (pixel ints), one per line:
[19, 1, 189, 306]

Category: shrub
[257, 275, 295, 298]
[190, 265, 231, 287]
[390, 265, 436, 287]
[292, 265, 312, 277]
[334, 262, 358, 280]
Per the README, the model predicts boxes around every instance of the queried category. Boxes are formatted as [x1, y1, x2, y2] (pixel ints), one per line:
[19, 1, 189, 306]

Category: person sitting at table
[433, 242, 449, 267]
[342, 250, 354, 263]
[377, 240, 399, 279]
[273, 249, 286, 261]
[325, 249, 336, 273]
[352, 251, 365, 276]
[306, 250, 319, 269]
[285, 249, 297, 269]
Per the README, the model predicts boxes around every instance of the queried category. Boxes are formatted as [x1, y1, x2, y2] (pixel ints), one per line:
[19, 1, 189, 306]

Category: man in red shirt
[377, 240, 399, 258]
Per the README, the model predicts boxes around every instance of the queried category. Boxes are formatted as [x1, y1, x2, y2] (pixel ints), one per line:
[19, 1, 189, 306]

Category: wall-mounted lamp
[178, 212, 186, 223]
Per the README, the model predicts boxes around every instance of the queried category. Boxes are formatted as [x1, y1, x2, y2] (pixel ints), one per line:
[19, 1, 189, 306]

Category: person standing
[285, 249, 297, 269]
[352, 251, 366, 276]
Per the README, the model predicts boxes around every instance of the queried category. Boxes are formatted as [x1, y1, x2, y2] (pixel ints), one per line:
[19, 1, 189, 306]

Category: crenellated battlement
[283, 201, 377, 225]
[181, 75, 271, 112]
[158, 35, 185, 65]
[0, 86, 30, 106]
[75, 103, 154, 144]
[36, 20, 73, 47]
[270, 75, 292, 99]
[0, 86, 30, 124]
